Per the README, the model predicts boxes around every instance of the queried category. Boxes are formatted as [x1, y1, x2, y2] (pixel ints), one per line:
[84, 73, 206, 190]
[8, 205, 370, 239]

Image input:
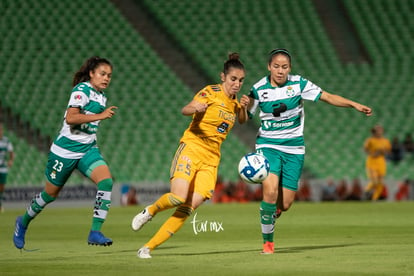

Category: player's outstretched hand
[101, 106, 118, 119]
[355, 104, 372, 116]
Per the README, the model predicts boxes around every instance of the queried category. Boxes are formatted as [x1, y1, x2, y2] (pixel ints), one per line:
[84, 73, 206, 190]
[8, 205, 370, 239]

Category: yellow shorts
[170, 143, 217, 200]
[366, 158, 386, 177]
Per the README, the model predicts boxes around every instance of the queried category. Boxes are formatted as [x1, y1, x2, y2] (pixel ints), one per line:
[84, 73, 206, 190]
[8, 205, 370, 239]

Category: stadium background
[0, 0, 413, 203]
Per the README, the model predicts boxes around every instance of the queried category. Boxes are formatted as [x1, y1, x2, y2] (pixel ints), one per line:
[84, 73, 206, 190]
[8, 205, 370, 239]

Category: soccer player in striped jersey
[131, 53, 250, 259]
[0, 122, 14, 213]
[248, 49, 372, 254]
[13, 56, 117, 249]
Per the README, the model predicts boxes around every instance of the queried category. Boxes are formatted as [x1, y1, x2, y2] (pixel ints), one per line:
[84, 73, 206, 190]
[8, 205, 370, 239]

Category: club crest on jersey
[286, 86, 295, 97]
[74, 94, 82, 101]
[198, 91, 208, 98]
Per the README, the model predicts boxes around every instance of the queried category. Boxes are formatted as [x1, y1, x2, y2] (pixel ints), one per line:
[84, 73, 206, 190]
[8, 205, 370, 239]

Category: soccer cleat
[13, 216, 27, 249]
[87, 231, 113, 246]
[131, 206, 152, 231]
[137, 246, 152, 259]
[261, 241, 274, 254]
[276, 209, 282, 219]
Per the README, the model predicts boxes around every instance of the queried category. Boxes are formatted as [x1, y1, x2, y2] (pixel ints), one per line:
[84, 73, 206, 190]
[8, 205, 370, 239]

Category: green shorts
[257, 148, 304, 191]
[0, 173, 7, 184]
[45, 147, 107, 187]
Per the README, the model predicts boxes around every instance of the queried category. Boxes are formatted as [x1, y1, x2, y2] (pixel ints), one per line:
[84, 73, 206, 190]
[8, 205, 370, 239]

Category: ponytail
[223, 52, 245, 75]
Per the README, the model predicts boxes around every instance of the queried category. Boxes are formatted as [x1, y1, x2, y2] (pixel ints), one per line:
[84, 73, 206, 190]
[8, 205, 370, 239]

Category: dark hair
[268, 48, 291, 65]
[72, 56, 113, 86]
[371, 125, 383, 135]
[223, 52, 245, 75]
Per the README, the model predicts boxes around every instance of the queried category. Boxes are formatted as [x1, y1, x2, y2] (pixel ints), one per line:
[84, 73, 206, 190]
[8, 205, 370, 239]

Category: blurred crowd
[119, 175, 412, 206]
[320, 177, 411, 202]
[387, 133, 414, 164]
[120, 184, 139, 206]
[320, 178, 367, 201]
[211, 176, 412, 203]
[212, 176, 262, 203]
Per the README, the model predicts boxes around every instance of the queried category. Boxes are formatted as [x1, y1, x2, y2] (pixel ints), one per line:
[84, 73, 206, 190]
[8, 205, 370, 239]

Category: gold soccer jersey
[180, 84, 241, 166]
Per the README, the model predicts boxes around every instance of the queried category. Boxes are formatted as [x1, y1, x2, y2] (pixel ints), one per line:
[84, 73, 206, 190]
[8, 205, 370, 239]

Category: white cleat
[131, 207, 152, 231]
[137, 246, 152, 259]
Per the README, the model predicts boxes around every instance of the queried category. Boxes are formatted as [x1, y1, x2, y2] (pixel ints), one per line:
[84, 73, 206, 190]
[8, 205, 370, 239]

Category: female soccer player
[248, 48, 372, 254]
[131, 53, 250, 259]
[13, 56, 117, 249]
[364, 125, 391, 200]
[0, 122, 14, 213]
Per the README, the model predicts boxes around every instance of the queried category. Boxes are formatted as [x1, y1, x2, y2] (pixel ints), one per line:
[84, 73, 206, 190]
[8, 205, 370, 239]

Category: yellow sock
[148, 193, 185, 216]
[372, 184, 384, 200]
[146, 205, 193, 250]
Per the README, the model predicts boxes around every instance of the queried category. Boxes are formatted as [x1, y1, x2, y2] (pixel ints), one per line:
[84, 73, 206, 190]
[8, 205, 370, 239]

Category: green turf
[1, 202, 413, 275]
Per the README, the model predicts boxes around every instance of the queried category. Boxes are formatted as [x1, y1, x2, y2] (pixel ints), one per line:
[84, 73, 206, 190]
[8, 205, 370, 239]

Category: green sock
[22, 191, 56, 227]
[91, 178, 113, 231]
[260, 201, 276, 243]
[0, 191, 3, 208]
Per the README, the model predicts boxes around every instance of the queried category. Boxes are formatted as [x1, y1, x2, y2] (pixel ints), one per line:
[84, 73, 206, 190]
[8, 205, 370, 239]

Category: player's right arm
[181, 100, 208, 116]
[181, 87, 210, 116]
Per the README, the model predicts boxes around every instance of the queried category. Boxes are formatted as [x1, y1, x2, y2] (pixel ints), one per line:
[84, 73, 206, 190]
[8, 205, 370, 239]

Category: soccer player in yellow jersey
[131, 53, 250, 258]
[364, 125, 391, 200]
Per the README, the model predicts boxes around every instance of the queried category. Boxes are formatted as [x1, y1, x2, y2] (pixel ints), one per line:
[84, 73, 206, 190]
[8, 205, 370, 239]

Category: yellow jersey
[180, 84, 241, 166]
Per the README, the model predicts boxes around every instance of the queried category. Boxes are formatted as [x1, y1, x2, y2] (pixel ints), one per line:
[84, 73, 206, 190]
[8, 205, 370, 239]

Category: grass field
[1, 201, 413, 275]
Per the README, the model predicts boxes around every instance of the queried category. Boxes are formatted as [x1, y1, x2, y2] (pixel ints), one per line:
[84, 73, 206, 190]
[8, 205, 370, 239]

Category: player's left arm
[238, 95, 250, 124]
[320, 91, 372, 116]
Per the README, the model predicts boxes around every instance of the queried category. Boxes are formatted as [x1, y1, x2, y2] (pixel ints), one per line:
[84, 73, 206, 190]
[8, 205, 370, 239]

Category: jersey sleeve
[194, 86, 214, 105]
[300, 77, 322, 102]
[247, 87, 259, 119]
[67, 83, 90, 108]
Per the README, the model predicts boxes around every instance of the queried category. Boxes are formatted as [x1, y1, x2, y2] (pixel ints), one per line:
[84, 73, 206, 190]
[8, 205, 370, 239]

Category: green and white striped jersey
[51, 81, 107, 159]
[0, 136, 13, 173]
[248, 75, 322, 155]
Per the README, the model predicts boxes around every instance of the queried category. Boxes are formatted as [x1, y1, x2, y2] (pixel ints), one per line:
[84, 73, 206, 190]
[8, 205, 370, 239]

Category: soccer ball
[238, 153, 270, 184]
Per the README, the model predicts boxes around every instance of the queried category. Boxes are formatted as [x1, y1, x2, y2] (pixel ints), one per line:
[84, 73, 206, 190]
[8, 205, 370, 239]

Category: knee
[263, 190, 278, 202]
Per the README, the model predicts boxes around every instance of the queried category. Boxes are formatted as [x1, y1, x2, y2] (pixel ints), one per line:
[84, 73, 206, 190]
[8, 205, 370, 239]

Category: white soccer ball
[238, 153, 270, 184]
